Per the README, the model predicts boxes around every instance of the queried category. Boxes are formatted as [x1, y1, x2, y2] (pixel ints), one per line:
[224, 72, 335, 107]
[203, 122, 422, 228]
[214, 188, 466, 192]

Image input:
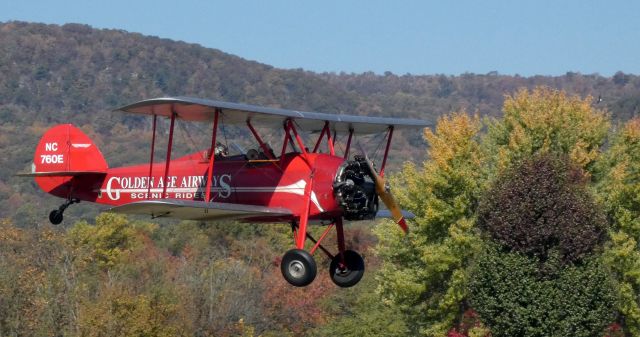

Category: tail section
[31, 124, 108, 175]
[19, 124, 108, 223]
[19, 124, 109, 200]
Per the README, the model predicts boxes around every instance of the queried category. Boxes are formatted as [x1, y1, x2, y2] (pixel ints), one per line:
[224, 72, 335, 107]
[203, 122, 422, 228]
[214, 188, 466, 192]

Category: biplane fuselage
[35, 151, 346, 223]
[24, 96, 428, 287]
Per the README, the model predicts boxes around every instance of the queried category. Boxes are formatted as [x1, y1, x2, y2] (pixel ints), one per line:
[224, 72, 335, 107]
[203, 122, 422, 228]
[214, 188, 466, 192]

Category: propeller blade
[357, 143, 408, 233]
[371, 169, 408, 233]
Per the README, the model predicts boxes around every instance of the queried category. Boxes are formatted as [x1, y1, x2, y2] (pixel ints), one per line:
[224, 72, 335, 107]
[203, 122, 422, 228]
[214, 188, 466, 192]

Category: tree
[477, 153, 606, 264]
[0, 219, 77, 337]
[471, 154, 614, 336]
[468, 246, 616, 337]
[376, 87, 613, 335]
[375, 112, 485, 336]
[484, 86, 609, 174]
[596, 118, 640, 335]
[308, 273, 409, 337]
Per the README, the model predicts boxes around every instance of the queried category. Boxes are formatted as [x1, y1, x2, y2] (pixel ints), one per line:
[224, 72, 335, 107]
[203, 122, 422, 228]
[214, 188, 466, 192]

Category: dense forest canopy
[2, 21, 640, 336]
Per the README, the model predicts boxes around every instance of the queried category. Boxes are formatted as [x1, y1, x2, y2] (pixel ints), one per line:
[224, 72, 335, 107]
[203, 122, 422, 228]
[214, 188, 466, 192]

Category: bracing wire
[178, 121, 204, 159]
[221, 113, 229, 149]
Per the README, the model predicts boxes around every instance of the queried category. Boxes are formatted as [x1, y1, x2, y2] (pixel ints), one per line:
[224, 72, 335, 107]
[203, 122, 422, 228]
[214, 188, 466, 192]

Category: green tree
[377, 87, 613, 336]
[309, 274, 408, 337]
[468, 246, 616, 337]
[597, 119, 640, 335]
[471, 154, 614, 336]
[375, 112, 485, 335]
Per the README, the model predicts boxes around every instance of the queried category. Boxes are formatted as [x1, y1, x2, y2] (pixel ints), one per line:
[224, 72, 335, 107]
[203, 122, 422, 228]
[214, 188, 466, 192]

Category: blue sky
[1, 0, 639, 76]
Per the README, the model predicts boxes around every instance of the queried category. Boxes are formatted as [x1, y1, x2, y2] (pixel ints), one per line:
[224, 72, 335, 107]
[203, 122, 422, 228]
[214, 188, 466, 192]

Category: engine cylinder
[333, 156, 378, 220]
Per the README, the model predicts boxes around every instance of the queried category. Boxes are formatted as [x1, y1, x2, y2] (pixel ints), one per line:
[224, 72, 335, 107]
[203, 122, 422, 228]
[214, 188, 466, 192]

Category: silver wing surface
[375, 209, 415, 219]
[109, 199, 293, 222]
[116, 96, 431, 134]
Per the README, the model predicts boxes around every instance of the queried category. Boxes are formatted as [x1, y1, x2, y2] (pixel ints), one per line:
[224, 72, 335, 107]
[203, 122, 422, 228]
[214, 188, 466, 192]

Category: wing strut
[162, 109, 177, 197]
[311, 121, 337, 156]
[205, 108, 220, 202]
[311, 122, 328, 153]
[247, 120, 275, 160]
[288, 120, 310, 165]
[380, 126, 394, 177]
[344, 128, 354, 159]
[279, 121, 292, 167]
[327, 125, 335, 155]
[147, 114, 157, 199]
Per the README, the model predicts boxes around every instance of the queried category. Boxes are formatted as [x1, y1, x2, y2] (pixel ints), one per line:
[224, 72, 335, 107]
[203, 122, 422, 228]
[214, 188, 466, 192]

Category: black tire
[330, 250, 365, 288]
[49, 210, 63, 225]
[281, 249, 317, 287]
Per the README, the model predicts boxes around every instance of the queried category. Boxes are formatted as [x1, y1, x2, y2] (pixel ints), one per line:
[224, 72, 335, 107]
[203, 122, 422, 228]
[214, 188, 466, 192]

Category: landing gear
[48, 198, 79, 225]
[49, 210, 63, 225]
[281, 218, 365, 288]
[281, 249, 317, 287]
[329, 250, 365, 288]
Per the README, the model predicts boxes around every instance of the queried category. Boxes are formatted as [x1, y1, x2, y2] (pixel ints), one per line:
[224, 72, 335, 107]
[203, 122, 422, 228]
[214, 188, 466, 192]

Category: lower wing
[375, 209, 415, 219]
[109, 199, 293, 222]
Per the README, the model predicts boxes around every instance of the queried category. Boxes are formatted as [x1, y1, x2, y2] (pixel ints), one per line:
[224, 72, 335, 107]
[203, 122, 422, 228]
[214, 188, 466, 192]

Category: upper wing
[109, 199, 293, 222]
[116, 96, 431, 135]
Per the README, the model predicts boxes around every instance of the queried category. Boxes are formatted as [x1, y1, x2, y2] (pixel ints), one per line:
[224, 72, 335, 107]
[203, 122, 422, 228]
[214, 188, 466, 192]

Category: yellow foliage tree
[485, 86, 609, 173]
[78, 290, 188, 337]
[597, 119, 640, 335]
[67, 213, 142, 269]
[375, 112, 485, 336]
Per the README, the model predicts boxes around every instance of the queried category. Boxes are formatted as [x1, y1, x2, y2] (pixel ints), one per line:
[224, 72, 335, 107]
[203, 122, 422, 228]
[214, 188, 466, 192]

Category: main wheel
[49, 210, 63, 225]
[330, 250, 365, 288]
[281, 249, 317, 287]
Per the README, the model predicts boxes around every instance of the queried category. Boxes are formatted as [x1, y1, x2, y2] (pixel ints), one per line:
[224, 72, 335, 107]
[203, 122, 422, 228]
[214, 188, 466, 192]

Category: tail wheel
[330, 250, 365, 288]
[281, 249, 317, 287]
[49, 210, 63, 225]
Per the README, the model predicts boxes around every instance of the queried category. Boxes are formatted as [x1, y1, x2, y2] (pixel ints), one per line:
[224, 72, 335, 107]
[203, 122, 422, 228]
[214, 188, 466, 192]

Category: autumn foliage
[0, 215, 350, 337]
[377, 87, 628, 336]
[4, 21, 640, 336]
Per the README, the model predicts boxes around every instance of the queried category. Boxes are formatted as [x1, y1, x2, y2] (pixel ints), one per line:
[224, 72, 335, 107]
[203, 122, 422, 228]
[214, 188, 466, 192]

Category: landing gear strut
[49, 198, 79, 225]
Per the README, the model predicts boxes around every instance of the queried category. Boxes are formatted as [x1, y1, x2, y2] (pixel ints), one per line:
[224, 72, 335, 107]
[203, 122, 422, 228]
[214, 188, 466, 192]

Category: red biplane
[21, 97, 428, 287]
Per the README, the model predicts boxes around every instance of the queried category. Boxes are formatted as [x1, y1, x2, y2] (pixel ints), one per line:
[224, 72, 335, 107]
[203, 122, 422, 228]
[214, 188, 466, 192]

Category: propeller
[358, 144, 408, 234]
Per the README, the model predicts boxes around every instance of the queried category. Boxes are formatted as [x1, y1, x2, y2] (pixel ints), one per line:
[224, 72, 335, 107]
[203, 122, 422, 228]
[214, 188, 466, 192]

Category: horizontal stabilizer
[109, 199, 293, 222]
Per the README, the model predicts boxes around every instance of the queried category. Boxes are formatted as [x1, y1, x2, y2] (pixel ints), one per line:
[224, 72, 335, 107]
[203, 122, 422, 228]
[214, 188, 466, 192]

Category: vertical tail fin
[31, 124, 108, 175]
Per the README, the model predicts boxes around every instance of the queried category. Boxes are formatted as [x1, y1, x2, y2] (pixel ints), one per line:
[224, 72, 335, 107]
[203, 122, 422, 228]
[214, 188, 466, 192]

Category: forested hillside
[2, 21, 640, 336]
[2, 21, 640, 223]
